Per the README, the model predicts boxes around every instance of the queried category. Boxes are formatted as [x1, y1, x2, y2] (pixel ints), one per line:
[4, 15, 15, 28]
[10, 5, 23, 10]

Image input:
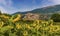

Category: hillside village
[22, 13, 50, 20]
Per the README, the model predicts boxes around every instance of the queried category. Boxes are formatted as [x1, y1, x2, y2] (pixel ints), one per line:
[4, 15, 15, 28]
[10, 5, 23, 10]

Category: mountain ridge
[13, 4, 60, 15]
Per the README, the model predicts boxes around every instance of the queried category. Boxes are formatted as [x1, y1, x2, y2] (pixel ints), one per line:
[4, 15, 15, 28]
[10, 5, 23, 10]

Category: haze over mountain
[13, 5, 60, 14]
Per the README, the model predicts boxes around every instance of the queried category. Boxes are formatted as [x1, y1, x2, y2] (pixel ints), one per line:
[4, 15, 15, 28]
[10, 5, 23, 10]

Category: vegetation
[51, 13, 60, 22]
[0, 12, 60, 36]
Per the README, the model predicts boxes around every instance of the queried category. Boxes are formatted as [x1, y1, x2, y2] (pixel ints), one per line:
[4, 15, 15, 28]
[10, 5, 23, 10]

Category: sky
[0, 0, 60, 14]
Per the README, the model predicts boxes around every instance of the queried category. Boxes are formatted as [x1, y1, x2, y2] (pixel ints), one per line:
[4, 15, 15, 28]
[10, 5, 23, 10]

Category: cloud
[0, 0, 12, 6]
[48, 0, 60, 4]
[36, 0, 60, 8]
[0, 0, 6, 6]
[0, 0, 14, 14]
[0, 6, 7, 13]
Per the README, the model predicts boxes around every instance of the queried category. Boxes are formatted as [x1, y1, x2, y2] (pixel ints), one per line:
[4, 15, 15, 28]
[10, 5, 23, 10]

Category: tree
[0, 11, 2, 15]
[51, 13, 60, 22]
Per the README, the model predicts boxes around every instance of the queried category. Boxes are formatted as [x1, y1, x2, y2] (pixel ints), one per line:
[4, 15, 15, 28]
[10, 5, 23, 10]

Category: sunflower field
[0, 13, 60, 36]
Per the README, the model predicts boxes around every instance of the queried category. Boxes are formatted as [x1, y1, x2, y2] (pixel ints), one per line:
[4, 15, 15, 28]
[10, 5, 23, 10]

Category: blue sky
[0, 0, 60, 14]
